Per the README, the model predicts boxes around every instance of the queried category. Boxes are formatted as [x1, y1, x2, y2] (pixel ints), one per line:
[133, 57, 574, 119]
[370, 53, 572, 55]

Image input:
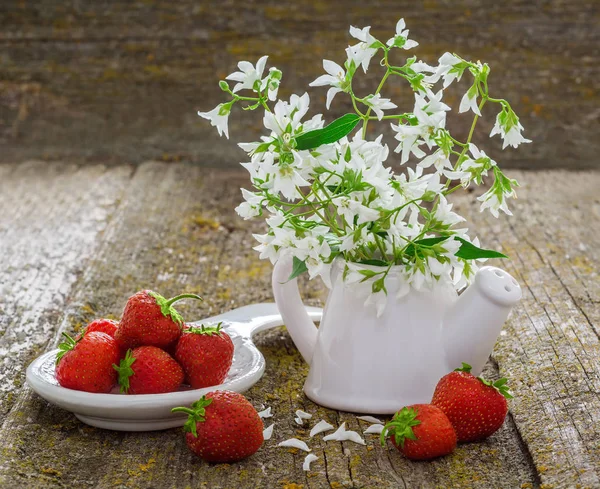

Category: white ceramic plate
[26, 303, 322, 431]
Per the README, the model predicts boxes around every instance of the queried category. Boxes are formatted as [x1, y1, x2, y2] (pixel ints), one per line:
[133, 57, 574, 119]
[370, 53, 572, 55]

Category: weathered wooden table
[1, 161, 599, 489]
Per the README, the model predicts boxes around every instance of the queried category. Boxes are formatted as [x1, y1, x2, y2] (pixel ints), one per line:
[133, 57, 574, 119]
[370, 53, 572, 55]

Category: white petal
[296, 410, 313, 420]
[310, 420, 335, 438]
[403, 39, 419, 50]
[294, 417, 304, 425]
[323, 422, 366, 445]
[364, 424, 385, 434]
[258, 406, 273, 418]
[326, 87, 342, 110]
[237, 60, 253, 72]
[256, 55, 268, 78]
[303, 454, 318, 471]
[309, 74, 338, 87]
[278, 438, 311, 452]
[263, 423, 274, 440]
[323, 59, 344, 77]
[357, 415, 383, 424]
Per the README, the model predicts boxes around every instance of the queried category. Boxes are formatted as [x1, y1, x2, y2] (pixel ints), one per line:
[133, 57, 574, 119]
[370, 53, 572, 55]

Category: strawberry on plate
[55, 331, 120, 393]
[431, 362, 512, 442]
[113, 346, 184, 394]
[77, 318, 119, 340]
[172, 390, 263, 463]
[115, 290, 202, 350]
[175, 323, 234, 389]
[380, 404, 457, 460]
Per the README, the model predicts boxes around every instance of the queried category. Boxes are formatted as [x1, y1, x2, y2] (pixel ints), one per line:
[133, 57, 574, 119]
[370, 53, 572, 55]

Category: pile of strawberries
[55, 290, 234, 395]
[380, 362, 513, 460]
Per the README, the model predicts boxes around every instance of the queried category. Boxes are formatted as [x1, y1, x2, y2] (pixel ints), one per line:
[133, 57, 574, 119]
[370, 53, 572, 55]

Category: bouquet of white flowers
[199, 19, 530, 316]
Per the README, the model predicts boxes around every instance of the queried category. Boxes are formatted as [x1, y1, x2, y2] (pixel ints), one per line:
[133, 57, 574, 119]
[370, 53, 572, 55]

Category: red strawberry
[431, 362, 512, 442]
[172, 390, 263, 463]
[380, 404, 457, 460]
[115, 290, 202, 350]
[77, 318, 119, 339]
[113, 346, 184, 394]
[55, 331, 120, 393]
[175, 323, 234, 389]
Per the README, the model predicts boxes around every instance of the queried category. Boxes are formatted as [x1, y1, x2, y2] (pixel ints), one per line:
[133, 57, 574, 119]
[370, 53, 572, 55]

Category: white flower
[364, 94, 397, 120]
[459, 86, 481, 116]
[490, 113, 532, 149]
[197, 103, 231, 138]
[309, 60, 348, 109]
[426, 52, 465, 88]
[235, 189, 263, 219]
[332, 196, 380, 225]
[226, 56, 268, 93]
[434, 195, 466, 227]
[477, 190, 513, 218]
[391, 123, 426, 164]
[386, 18, 419, 50]
[346, 26, 379, 73]
[263, 93, 311, 137]
[419, 150, 452, 173]
[260, 67, 282, 101]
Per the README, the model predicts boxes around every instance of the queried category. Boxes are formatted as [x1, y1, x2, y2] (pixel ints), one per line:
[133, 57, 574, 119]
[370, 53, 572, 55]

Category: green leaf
[287, 256, 308, 281]
[403, 236, 449, 256]
[455, 237, 508, 260]
[295, 113, 361, 151]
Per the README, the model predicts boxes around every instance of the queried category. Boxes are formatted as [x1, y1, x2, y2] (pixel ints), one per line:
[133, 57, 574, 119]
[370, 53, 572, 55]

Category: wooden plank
[453, 170, 600, 488]
[0, 161, 133, 421]
[0, 1, 599, 169]
[1, 164, 599, 488]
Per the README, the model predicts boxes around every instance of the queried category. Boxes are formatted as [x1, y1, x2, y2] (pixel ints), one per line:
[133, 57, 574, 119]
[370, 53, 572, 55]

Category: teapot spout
[443, 266, 522, 375]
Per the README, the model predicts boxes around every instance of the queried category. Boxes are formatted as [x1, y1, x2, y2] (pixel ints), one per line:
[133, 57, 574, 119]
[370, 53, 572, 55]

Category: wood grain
[0, 0, 598, 169]
[0, 162, 598, 488]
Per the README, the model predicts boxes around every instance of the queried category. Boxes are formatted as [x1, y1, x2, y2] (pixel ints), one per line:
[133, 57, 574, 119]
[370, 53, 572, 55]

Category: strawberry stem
[171, 396, 213, 437]
[454, 362, 472, 373]
[148, 291, 203, 327]
[164, 293, 203, 308]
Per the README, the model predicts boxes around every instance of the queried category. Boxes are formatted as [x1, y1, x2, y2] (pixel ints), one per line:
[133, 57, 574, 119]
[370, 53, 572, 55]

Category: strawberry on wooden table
[431, 362, 512, 442]
[115, 290, 202, 350]
[113, 346, 184, 394]
[55, 331, 120, 393]
[172, 390, 263, 463]
[175, 322, 234, 389]
[380, 404, 457, 460]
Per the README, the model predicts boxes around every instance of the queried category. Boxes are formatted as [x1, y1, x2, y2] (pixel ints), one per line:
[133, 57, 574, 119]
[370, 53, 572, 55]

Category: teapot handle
[272, 255, 318, 363]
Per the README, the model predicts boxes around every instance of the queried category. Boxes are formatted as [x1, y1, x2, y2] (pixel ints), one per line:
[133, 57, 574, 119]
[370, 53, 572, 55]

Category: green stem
[171, 407, 196, 416]
[165, 293, 203, 308]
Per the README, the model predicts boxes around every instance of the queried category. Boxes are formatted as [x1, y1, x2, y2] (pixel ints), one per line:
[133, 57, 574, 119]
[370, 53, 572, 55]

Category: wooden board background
[0, 0, 599, 168]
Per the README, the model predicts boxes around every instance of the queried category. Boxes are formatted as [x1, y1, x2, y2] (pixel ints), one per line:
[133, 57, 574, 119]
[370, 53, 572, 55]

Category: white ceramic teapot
[272, 255, 522, 414]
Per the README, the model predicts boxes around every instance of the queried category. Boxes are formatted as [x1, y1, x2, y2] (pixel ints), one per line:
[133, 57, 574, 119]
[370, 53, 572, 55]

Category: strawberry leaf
[113, 349, 136, 394]
[380, 406, 421, 448]
[187, 322, 224, 336]
[55, 332, 80, 365]
[454, 362, 473, 373]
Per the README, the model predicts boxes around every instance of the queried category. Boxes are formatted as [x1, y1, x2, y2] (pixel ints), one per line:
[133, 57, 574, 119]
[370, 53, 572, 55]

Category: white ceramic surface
[272, 256, 522, 414]
[26, 303, 322, 431]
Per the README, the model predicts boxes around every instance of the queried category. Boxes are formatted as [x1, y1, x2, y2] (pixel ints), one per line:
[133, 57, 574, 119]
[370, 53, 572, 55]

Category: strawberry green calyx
[55, 332, 81, 365]
[479, 376, 514, 399]
[187, 322, 224, 336]
[171, 396, 213, 437]
[147, 291, 203, 327]
[454, 362, 472, 373]
[113, 349, 136, 394]
[380, 407, 421, 448]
